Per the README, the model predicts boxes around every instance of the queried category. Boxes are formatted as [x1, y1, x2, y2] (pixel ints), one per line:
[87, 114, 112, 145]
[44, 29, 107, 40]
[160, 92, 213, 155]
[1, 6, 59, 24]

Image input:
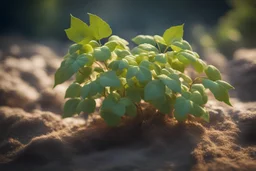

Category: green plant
[54, 13, 234, 126]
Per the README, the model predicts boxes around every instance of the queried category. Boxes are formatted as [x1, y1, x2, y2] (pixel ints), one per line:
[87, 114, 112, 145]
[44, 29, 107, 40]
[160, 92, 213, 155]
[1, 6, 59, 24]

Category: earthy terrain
[0, 37, 255, 171]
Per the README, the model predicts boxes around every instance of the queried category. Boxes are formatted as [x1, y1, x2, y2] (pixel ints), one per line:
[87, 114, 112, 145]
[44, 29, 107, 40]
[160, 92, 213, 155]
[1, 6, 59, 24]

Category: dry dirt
[0, 37, 255, 171]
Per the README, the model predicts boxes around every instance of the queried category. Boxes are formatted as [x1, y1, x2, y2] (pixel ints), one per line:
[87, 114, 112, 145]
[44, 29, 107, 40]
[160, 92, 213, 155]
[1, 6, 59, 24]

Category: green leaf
[65, 15, 92, 43]
[155, 53, 167, 64]
[161, 68, 171, 76]
[76, 67, 92, 84]
[135, 54, 145, 64]
[124, 55, 138, 66]
[171, 59, 185, 72]
[177, 51, 197, 64]
[140, 60, 154, 69]
[63, 98, 80, 118]
[118, 59, 129, 70]
[144, 80, 165, 101]
[205, 65, 222, 81]
[93, 46, 111, 61]
[153, 63, 161, 75]
[88, 13, 112, 40]
[126, 66, 140, 79]
[81, 80, 104, 99]
[69, 44, 82, 54]
[191, 84, 205, 95]
[191, 84, 208, 104]
[89, 40, 100, 48]
[99, 71, 121, 87]
[79, 44, 94, 54]
[190, 91, 204, 105]
[174, 96, 190, 121]
[69, 54, 92, 69]
[54, 61, 74, 87]
[166, 51, 176, 63]
[163, 24, 184, 45]
[126, 87, 142, 103]
[136, 66, 152, 83]
[125, 103, 137, 117]
[202, 79, 232, 106]
[126, 66, 152, 83]
[127, 77, 141, 88]
[189, 102, 206, 117]
[131, 43, 159, 54]
[158, 74, 181, 93]
[81, 84, 91, 99]
[132, 35, 156, 46]
[171, 40, 192, 52]
[169, 74, 180, 85]
[90, 81, 104, 96]
[115, 69, 127, 78]
[65, 83, 81, 98]
[120, 98, 137, 117]
[101, 96, 126, 116]
[137, 43, 158, 53]
[94, 67, 104, 73]
[90, 80, 104, 96]
[154, 35, 167, 45]
[76, 98, 96, 114]
[182, 91, 191, 99]
[192, 59, 206, 73]
[100, 111, 121, 126]
[216, 80, 234, 90]
[109, 35, 129, 47]
[180, 73, 192, 84]
[54, 54, 93, 87]
[114, 49, 131, 59]
[151, 95, 171, 114]
[119, 97, 133, 106]
[105, 41, 118, 51]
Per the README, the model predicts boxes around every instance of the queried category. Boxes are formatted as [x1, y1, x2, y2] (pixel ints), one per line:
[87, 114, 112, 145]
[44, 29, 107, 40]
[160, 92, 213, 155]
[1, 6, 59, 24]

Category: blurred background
[1, 0, 256, 56]
[0, 0, 255, 114]
[1, 0, 255, 57]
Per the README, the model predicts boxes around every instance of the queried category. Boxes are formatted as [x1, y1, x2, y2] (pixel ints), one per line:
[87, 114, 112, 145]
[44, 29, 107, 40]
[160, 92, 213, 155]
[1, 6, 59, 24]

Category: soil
[0, 37, 255, 171]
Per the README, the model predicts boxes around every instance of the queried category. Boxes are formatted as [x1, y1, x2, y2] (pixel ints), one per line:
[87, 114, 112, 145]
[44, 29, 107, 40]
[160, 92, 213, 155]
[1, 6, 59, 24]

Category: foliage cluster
[54, 13, 234, 126]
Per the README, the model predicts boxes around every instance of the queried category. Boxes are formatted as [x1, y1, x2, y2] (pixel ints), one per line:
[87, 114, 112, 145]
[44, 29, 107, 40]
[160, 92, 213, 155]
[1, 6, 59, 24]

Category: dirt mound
[0, 100, 255, 171]
[0, 38, 68, 114]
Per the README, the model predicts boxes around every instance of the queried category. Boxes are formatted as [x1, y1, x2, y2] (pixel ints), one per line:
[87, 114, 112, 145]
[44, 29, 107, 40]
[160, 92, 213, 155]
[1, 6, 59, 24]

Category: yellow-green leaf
[205, 65, 222, 81]
[65, 15, 93, 43]
[163, 24, 184, 45]
[88, 13, 112, 40]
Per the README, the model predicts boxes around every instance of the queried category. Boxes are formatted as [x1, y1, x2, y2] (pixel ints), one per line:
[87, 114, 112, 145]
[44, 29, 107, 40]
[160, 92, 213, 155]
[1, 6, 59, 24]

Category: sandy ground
[0, 37, 255, 171]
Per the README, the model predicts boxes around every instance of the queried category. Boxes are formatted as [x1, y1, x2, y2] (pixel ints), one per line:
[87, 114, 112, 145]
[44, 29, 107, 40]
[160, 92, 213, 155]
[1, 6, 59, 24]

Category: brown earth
[0, 38, 255, 171]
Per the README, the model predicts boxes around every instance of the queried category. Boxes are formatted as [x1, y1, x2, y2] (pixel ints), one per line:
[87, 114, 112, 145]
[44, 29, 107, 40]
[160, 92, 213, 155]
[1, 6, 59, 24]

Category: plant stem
[163, 46, 169, 53]
[103, 88, 107, 97]
[103, 61, 108, 70]
[78, 70, 84, 75]
[189, 76, 207, 90]
[98, 40, 102, 46]
[95, 61, 106, 71]
[156, 42, 161, 52]
[135, 103, 143, 116]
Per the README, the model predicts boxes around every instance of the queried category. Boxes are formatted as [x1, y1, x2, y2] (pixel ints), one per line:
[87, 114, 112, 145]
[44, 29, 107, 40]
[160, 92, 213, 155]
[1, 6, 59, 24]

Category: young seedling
[54, 13, 234, 126]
